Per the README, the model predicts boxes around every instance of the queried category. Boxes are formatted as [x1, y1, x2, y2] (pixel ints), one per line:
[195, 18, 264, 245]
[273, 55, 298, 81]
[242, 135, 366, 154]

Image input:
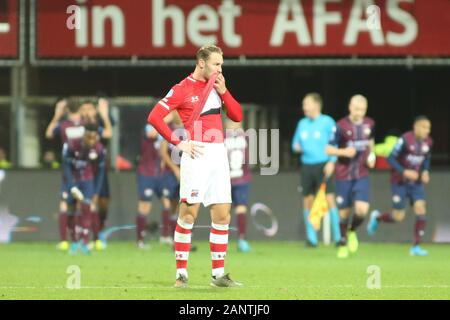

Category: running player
[291, 93, 340, 247]
[45, 97, 84, 251]
[148, 44, 243, 288]
[224, 119, 252, 253]
[326, 95, 376, 259]
[367, 116, 432, 256]
[62, 123, 106, 255]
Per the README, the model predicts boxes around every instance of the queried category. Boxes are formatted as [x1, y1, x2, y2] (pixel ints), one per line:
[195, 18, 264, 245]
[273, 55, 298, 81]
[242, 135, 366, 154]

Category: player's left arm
[323, 118, 337, 177]
[98, 98, 113, 139]
[94, 149, 106, 197]
[421, 148, 432, 184]
[159, 140, 180, 180]
[61, 144, 75, 189]
[216, 74, 243, 122]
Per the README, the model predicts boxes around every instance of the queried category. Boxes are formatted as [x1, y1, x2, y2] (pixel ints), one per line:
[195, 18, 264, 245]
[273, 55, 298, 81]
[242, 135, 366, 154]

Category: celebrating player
[45, 97, 84, 251]
[367, 116, 432, 256]
[291, 93, 340, 247]
[62, 123, 106, 255]
[326, 95, 376, 259]
[79, 98, 113, 250]
[148, 44, 243, 288]
[224, 119, 252, 253]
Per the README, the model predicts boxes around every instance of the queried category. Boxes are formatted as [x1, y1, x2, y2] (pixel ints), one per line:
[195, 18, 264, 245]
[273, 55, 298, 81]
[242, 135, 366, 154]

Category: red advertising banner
[0, 0, 19, 59]
[35, 0, 450, 58]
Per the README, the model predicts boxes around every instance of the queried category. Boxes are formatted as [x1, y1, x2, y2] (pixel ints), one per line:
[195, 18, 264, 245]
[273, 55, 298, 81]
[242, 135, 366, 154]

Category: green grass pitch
[1, 241, 449, 300]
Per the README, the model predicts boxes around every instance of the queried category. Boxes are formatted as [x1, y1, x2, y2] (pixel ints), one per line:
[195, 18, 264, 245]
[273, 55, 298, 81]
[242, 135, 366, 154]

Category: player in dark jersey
[158, 113, 184, 245]
[45, 97, 84, 251]
[62, 123, 106, 255]
[135, 124, 163, 249]
[79, 98, 113, 250]
[367, 116, 432, 256]
[326, 95, 376, 259]
[225, 119, 252, 253]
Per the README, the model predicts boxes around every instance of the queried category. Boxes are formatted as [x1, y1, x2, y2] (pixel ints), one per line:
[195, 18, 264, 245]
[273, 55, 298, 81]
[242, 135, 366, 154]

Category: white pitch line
[1, 285, 450, 290]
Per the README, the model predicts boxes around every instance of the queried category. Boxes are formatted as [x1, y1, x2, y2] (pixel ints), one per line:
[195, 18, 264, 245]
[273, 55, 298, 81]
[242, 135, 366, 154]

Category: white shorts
[179, 142, 232, 207]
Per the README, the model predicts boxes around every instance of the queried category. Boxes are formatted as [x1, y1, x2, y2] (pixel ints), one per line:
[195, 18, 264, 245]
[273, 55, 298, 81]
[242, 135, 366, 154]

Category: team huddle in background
[45, 96, 252, 256]
[292, 93, 433, 258]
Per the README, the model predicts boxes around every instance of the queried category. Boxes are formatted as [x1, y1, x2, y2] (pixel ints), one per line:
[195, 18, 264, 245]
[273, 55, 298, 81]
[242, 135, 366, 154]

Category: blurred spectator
[41, 150, 60, 170]
[0, 148, 12, 169]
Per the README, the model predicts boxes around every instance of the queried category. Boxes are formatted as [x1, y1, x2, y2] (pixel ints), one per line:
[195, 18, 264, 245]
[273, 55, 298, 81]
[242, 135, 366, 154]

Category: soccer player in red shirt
[148, 44, 243, 288]
[326, 95, 376, 259]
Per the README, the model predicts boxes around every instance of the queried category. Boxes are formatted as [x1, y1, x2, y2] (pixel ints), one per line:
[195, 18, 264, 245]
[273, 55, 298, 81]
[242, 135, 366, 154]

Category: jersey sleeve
[291, 121, 302, 152]
[53, 123, 61, 138]
[327, 117, 338, 162]
[387, 137, 406, 173]
[157, 86, 184, 113]
[329, 123, 341, 147]
[148, 85, 185, 145]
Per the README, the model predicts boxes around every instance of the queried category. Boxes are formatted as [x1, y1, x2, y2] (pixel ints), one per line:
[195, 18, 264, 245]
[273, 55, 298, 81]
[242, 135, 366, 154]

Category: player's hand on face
[403, 169, 419, 181]
[421, 171, 430, 184]
[214, 73, 227, 95]
[177, 140, 204, 159]
[323, 161, 335, 178]
[343, 146, 357, 158]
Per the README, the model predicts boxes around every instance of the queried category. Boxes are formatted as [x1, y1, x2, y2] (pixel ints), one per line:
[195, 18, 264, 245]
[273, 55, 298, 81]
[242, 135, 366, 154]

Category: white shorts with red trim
[180, 142, 232, 207]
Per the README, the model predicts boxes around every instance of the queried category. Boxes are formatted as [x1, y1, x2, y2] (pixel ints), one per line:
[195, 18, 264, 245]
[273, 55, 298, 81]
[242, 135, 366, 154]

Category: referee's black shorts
[300, 162, 335, 196]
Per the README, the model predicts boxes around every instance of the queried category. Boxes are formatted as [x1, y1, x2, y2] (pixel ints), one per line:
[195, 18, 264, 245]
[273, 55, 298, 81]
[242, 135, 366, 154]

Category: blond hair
[196, 44, 223, 62]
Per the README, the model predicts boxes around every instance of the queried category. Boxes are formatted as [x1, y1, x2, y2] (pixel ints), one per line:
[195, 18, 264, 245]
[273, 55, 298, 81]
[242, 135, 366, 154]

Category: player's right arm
[45, 99, 67, 139]
[159, 140, 180, 181]
[326, 126, 356, 158]
[387, 137, 419, 181]
[148, 86, 202, 158]
[61, 143, 75, 189]
[97, 98, 113, 139]
[291, 121, 302, 154]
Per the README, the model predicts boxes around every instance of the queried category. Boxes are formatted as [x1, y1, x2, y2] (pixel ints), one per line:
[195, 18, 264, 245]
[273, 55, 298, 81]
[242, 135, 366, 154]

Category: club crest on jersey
[191, 189, 199, 197]
[191, 96, 199, 103]
[422, 145, 429, 153]
[364, 126, 371, 136]
[347, 130, 352, 136]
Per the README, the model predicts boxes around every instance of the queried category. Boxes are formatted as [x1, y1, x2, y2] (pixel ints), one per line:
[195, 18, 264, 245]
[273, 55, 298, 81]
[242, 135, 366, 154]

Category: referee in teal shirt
[292, 93, 341, 247]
